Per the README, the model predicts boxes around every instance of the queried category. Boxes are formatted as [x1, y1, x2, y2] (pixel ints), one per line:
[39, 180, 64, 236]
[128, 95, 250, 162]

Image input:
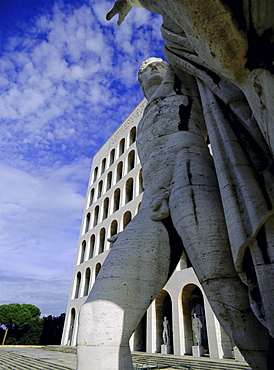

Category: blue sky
[0, 0, 164, 316]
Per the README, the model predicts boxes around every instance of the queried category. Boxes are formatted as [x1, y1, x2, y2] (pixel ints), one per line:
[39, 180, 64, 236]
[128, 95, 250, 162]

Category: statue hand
[106, 0, 132, 26]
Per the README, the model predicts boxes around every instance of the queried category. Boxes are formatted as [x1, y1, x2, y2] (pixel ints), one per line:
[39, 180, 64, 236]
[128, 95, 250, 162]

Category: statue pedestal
[192, 345, 204, 357]
[161, 344, 171, 354]
[233, 346, 245, 362]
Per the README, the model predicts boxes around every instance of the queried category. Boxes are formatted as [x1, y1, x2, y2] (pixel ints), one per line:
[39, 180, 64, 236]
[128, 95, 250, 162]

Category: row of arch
[132, 284, 232, 357]
[73, 263, 102, 300]
[89, 150, 138, 206]
[79, 209, 139, 264]
[64, 281, 233, 358]
[132, 285, 208, 354]
[92, 126, 136, 184]
[84, 176, 143, 234]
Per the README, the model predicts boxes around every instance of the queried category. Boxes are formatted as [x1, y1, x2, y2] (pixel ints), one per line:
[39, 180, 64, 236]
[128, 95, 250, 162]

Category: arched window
[127, 150, 135, 172]
[101, 158, 106, 175]
[181, 284, 209, 355]
[129, 126, 136, 145]
[95, 263, 101, 279]
[80, 241, 86, 264]
[89, 235, 95, 259]
[74, 272, 81, 299]
[83, 268, 91, 296]
[85, 213, 90, 233]
[98, 228, 106, 254]
[123, 211, 132, 229]
[93, 206, 99, 227]
[137, 202, 142, 213]
[97, 180, 103, 199]
[113, 188, 121, 212]
[110, 220, 118, 238]
[125, 178, 134, 203]
[155, 290, 173, 353]
[119, 138, 125, 156]
[106, 172, 112, 191]
[109, 149, 115, 166]
[93, 167, 98, 183]
[103, 198, 109, 220]
[89, 189, 94, 206]
[67, 308, 76, 345]
[116, 162, 123, 182]
[138, 169, 144, 194]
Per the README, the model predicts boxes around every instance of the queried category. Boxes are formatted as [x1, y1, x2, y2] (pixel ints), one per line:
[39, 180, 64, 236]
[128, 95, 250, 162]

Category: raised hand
[106, 0, 132, 26]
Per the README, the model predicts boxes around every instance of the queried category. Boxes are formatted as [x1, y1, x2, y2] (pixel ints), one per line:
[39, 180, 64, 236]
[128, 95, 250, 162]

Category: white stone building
[61, 99, 238, 361]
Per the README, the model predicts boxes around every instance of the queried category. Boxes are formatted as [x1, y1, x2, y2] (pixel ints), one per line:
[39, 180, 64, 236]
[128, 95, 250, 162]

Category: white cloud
[0, 159, 89, 315]
[0, 0, 164, 315]
[0, 270, 72, 316]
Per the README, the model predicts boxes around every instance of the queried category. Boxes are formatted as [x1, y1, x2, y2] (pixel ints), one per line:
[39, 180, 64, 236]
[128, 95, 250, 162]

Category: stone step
[0, 347, 252, 370]
[132, 353, 251, 370]
[0, 350, 72, 370]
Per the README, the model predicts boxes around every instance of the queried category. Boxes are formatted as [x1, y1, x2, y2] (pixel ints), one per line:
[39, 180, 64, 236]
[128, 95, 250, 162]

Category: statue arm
[106, 0, 163, 25]
[106, 0, 143, 25]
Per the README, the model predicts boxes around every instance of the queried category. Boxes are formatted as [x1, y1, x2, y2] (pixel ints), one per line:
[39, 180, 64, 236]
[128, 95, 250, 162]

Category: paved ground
[0, 346, 76, 369]
[0, 346, 251, 370]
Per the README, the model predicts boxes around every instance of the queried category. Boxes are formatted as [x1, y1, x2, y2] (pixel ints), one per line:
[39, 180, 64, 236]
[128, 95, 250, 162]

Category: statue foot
[77, 344, 133, 370]
[77, 300, 134, 370]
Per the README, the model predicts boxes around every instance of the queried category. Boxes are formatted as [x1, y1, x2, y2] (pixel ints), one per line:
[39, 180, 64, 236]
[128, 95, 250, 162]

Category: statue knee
[78, 300, 127, 347]
[79, 301, 95, 327]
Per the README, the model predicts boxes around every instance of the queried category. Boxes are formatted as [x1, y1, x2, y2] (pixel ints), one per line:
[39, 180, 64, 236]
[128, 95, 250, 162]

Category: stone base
[161, 344, 171, 354]
[192, 345, 204, 357]
[233, 346, 245, 362]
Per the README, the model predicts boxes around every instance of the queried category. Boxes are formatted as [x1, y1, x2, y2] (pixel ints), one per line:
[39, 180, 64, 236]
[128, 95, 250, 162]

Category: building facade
[61, 99, 240, 361]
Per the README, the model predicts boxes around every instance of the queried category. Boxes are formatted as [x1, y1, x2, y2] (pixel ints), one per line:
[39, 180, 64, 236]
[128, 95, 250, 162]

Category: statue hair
[138, 57, 168, 92]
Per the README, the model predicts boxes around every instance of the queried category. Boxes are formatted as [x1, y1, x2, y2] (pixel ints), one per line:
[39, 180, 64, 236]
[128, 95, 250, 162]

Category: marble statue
[115, 0, 274, 367]
[162, 317, 170, 346]
[77, 56, 272, 370]
[192, 313, 202, 347]
[77, 2, 274, 369]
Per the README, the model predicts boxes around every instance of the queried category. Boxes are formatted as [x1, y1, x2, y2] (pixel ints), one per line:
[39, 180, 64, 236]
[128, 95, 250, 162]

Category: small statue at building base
[162, 317, 170, 346]
[192, 313, 202, 347]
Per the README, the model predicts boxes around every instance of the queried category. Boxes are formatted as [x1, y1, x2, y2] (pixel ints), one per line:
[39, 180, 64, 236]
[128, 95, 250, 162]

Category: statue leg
[77, 201, 171, 370]
[169, 145, 273, 370]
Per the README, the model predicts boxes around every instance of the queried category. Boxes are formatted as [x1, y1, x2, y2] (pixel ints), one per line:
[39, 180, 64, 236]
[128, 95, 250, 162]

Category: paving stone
[0, 346, 251, 370]
[0, 347, 74, 370]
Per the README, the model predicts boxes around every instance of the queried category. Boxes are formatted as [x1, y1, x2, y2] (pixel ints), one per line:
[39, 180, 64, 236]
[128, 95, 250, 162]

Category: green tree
[0, 303, 41, 344]
[18, 317, 43, 345]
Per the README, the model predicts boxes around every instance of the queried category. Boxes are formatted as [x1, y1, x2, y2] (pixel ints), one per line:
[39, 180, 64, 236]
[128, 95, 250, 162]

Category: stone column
[169, 290, 182, 356]
[146, 301, 157, 353]
[203, 296, 223, 359]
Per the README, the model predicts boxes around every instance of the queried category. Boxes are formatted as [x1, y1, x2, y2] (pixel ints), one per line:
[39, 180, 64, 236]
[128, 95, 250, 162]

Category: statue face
[140, 61, 166, 94]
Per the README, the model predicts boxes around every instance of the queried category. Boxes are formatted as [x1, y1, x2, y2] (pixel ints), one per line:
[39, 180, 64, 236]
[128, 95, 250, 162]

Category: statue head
[138, 57, 168, 97]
